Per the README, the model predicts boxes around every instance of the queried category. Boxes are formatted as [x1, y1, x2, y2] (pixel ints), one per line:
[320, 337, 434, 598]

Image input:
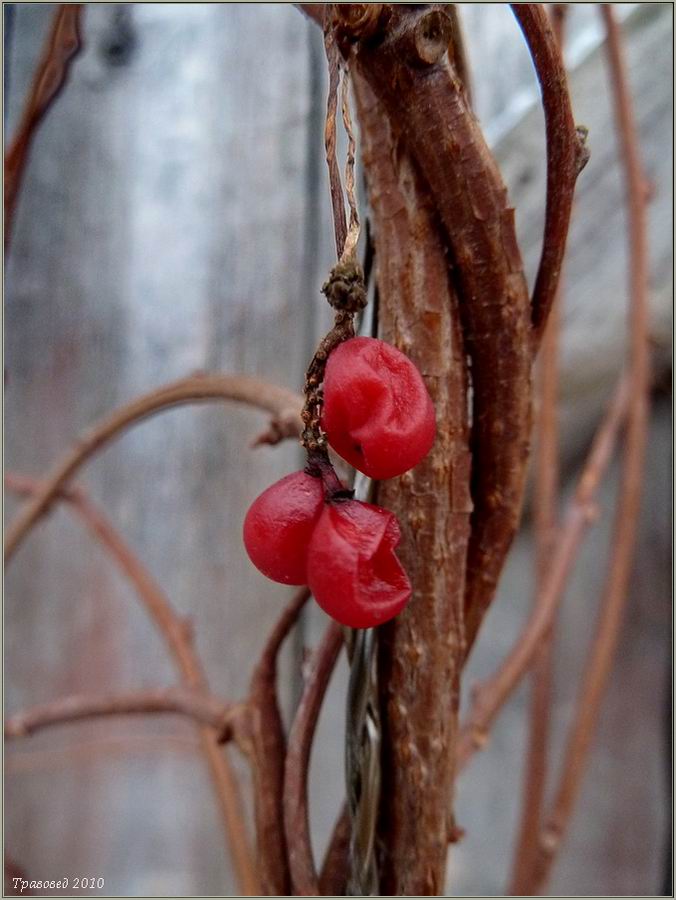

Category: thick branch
[353, 62, 472, 894]
[524, 7, 651, 890]
[4, 373, 302, 562]
[283, 622, 343, 896]
[5, 472, 259, 895]
[457, 374, 630, 769]
[351, 5, 532, 659]
[5, 689, 238, 740]
[5, 5, 83, 249]
[511, 3, 588, 347]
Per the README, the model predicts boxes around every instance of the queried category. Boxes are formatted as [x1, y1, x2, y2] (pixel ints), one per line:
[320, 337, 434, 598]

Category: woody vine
[4, 3, 651, 897]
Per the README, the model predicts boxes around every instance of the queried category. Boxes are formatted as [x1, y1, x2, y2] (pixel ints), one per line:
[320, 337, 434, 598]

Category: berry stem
[305, 451, 354, 502]
[300, 258, 366, 454]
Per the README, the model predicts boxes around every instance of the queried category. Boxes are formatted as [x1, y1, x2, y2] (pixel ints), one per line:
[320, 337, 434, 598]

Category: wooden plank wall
[5, 4, 671, 896]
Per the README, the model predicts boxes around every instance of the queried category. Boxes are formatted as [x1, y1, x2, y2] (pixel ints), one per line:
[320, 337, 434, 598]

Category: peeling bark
[354, 72, 471, 895]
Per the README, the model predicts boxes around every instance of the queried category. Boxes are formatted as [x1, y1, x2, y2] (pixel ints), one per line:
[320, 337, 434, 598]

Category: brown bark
[350, 5, 533, 658]
[5, 5, 83, 249]
[353, 70, 472, 894]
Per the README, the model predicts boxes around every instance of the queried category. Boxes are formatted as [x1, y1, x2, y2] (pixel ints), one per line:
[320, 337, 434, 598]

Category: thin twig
[323, 15, 348, 258]
[238, 587, 311, 895]
[4, 689, 239, 740]
[4, 373, 303, 562]
[339, 69, 360, 261]
[509, 7, 567, 891]
[511, 3, 588, 348]
[4, 5, 83, 249]
[457, 373, 630, 770]
[5, 472, 260, 896]
[283, 621, 343, 895]
[523, 7, 651, 890]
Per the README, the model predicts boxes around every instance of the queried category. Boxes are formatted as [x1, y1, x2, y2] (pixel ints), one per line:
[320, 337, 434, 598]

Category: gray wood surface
[5, 4, 671, 897]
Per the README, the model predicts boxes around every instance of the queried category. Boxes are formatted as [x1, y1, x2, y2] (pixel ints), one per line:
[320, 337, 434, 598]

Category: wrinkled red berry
[321, 337, 436, 480]
[306, 500, 411, 628]
[243, 471, 324, 585]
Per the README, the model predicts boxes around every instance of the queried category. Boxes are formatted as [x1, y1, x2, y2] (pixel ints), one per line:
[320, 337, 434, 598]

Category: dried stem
[340, 70, 360, 261]
[5, 472, 259, 895]
[511, 3, 588, 349]
[4, 373, 302, 563]
[323, 17, 348, 259]
[238, 587, 311, 895]
[283, 621, 343, 895]
[509, 7, 567, 891]
[301, 18, 366, 458]
[4, 5, 83, 249]
[457, 374, 630, 770]
[5, 688, 239, 740]
[523, 7, 651, 890]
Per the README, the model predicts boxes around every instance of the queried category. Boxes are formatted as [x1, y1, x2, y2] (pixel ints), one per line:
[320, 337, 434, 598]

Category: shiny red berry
[321, 336, 436, 480]
[306, 499, 412, 628]
[243, 470, 324, 585]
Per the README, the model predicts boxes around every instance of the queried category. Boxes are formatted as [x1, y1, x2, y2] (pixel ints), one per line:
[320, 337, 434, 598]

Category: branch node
[321, 259, 367, 313]
[334, 3, 387, 42]
[411, 9, 454, 66]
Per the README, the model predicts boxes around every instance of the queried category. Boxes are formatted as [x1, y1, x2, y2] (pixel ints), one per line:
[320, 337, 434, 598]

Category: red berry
[321, 337, 436, 480]
[243, 471, 324, 585]
[307, 499, 412, 628]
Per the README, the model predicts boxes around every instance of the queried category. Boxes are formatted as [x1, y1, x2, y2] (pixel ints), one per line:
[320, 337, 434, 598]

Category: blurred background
[4, 3, 672, 896]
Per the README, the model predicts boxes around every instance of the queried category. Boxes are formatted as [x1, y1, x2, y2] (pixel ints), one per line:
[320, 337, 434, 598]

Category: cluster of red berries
[243, 337, 435, 629]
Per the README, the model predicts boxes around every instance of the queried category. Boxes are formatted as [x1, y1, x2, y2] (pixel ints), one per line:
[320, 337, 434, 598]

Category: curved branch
[319, 805, 350, 896]
[239, 587, 311, 896]
[524, 7, 652, 890]
[5, 688, 239, 740]
[457, 374, 630, 770]
[511, 3, 589, 348]
[5, 5, 83, 249]
[4, 373, 303, 562]
[5, 472, 260, 895]
[283, 621, 343, 895]
[509, 8, 568, 891]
